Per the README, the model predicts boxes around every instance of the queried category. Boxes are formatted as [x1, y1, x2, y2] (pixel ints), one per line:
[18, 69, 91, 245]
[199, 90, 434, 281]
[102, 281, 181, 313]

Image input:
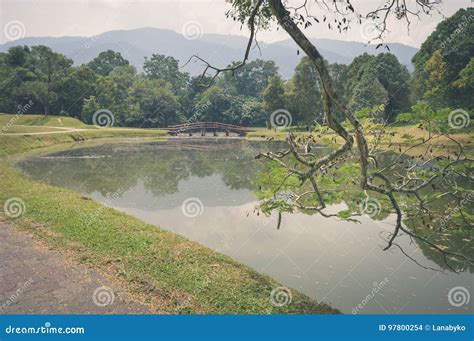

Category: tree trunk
[268, 0, 370, 188]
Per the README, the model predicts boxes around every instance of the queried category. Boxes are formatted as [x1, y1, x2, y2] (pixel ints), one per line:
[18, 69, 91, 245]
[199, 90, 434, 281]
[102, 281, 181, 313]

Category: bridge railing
[166, 122, 253, 132]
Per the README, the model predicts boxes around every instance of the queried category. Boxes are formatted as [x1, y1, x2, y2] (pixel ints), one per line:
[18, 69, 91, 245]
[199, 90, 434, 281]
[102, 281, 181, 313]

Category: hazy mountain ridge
[0, 27, 418, 78]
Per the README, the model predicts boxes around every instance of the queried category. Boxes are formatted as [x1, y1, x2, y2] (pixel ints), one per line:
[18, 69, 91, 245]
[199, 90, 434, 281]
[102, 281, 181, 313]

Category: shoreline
[0, 132, 339, 314]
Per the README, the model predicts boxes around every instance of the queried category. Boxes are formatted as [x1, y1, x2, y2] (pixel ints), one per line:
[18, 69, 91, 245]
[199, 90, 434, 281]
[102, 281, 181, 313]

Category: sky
[0, 0, 471, 46]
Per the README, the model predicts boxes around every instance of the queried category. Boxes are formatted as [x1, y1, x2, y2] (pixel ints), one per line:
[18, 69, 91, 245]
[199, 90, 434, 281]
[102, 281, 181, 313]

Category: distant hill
[0, 27, 418, 78]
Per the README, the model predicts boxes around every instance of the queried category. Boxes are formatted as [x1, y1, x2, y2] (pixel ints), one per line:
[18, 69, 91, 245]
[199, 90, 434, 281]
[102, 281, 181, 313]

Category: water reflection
[18, 139, 472, 314]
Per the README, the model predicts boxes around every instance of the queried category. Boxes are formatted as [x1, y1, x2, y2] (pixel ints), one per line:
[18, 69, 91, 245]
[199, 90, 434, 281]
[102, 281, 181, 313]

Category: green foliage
[262, 75, 286, 127]
[220, 59, 278, 98]
[286, 57, 323, 124]
[349, 67, 388, 114]
[86, 50, 129, 76]
[345, 53, 410, 119]
[0, 9, 471, 128]
[411, 8, 474, 109]
[144, 54, 189, 95]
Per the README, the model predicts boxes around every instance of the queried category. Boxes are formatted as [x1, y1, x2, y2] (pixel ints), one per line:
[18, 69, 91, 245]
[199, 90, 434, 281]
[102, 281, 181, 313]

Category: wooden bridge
[166, 122, 254, 136]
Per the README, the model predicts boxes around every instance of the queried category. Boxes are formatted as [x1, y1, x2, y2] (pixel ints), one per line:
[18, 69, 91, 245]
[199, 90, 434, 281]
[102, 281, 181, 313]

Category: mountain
[0, 27, 418, 78]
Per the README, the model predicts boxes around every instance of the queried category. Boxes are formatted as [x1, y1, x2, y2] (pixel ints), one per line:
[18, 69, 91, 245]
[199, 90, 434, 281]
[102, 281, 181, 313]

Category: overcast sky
[0, 0, 471, 46]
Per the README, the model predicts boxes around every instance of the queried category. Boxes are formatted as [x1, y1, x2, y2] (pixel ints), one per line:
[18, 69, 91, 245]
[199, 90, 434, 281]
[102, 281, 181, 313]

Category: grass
[247, 125, 472, 156]
[0, 128, 169, 157]
[1, 126, 71, 134]
[0, 113, 92, 128]
[0, 119, 337, 314]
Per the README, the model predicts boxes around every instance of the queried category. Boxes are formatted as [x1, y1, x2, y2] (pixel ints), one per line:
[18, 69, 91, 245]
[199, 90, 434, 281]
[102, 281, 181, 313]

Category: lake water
[18, 139, 473, 314]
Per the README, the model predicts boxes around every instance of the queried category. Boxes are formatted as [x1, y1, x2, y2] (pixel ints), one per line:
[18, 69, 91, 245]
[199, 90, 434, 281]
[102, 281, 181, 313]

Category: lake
[18, 139, 472, 314]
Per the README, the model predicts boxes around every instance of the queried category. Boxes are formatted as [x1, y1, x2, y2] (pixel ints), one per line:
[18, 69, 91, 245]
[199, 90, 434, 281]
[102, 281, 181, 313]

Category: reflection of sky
[116, 199, 473, 315]
[90, 175, 256, 210]
[19, 142, 473, 314]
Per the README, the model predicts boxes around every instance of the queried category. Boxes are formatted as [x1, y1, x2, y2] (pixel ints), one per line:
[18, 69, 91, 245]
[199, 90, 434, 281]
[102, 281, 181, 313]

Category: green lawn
[0, 124, 337, 314]
[0, 113, 92, 128]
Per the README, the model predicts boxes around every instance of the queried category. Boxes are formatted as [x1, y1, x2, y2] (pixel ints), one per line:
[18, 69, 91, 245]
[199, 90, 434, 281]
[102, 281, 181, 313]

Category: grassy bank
[0, 129, 169, 157]
[0, 128, 337, 314]
[247, 125, 472, 156]
[0, 113, 92, 128]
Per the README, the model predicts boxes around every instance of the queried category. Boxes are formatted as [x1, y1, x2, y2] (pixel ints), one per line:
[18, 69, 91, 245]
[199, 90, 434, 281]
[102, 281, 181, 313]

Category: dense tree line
[411, 7, 473, 110]
[0, 8, 471, 127]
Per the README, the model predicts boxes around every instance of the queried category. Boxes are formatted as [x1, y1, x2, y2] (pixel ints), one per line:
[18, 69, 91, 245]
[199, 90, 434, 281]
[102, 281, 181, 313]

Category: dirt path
[0, 222, 151, 314]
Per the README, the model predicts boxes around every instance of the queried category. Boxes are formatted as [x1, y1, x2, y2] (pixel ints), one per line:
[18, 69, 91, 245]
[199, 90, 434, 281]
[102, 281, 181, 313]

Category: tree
[285, 56, 323, 124]
[373, 53, 410, 115]
[0, 47, 36, 113]
[345, 53, 410, 119]
[411, 8, 474, 108]
[195, 0, 473, 271]
[348, 67, 388, 114]
[422, 50, 448, 107]
[452, 57, 474, 109]
[262, 75, 286, 127]
[86, 50, 129, 76]
[220, 59, 278, 98]
[143, 54, 188, 94]
[26, 46, 73, 116]
[81, 65, 137, 126]
[343, 53, 376, 100]
[56, 66, 98, 117]
[181, 75, 212, 120]
[128, 77, 183, 127]
[194, 86, 233, 123]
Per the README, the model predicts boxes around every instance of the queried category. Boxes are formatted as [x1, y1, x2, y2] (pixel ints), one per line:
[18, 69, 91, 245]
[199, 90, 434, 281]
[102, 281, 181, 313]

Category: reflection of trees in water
[19, 140, 276, 198]
[21, 141, 471, 273]
[257, 150, 473, 273]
